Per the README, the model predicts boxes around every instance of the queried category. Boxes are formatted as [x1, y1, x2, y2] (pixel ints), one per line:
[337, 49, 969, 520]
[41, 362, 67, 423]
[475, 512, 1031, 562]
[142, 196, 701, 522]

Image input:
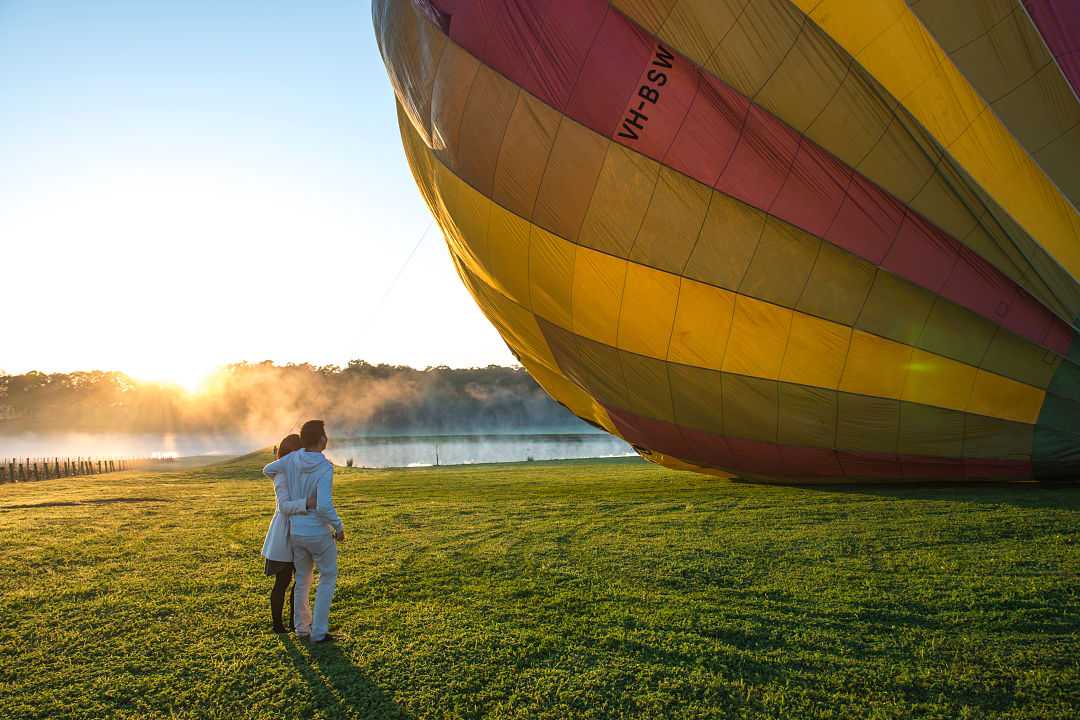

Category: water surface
[0, 431, 635, 469]
[325, 433, 634, 468]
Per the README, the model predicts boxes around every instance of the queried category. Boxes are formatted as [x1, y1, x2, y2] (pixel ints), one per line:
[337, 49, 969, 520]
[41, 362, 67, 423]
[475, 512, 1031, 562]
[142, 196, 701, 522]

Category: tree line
[0, 361, 586, 436]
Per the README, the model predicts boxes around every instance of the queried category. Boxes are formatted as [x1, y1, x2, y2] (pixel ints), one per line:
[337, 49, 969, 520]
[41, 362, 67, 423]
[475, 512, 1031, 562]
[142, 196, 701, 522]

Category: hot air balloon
[374, 0, 1080, 481]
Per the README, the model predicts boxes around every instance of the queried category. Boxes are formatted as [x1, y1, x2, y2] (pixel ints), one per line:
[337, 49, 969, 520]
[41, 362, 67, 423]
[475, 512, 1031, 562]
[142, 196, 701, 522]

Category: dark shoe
[272, 624, 289, 634]
[310, 633, 336, 644]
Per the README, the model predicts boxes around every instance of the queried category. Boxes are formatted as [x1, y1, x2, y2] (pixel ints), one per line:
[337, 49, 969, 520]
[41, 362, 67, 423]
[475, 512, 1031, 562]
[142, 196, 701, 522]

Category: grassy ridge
[0, 455, 1076, 719]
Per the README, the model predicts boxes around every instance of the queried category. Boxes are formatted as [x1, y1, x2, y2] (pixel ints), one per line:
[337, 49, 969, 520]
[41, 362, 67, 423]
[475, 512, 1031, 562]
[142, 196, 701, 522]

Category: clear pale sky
[0, 0, 515, 389]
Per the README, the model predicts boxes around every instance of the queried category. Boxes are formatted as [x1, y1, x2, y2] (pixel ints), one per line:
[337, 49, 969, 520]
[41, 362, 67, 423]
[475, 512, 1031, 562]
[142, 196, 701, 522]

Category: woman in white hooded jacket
[261, 434, 315, 633]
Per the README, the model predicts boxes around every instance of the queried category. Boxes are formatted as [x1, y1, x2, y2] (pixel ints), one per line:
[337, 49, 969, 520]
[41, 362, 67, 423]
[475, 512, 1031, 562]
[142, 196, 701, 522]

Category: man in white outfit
[263, 419, 344, 643]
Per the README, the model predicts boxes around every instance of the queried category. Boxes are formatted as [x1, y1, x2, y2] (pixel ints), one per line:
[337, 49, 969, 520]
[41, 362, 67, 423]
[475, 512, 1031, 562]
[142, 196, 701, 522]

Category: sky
[0, 0, 516, 389]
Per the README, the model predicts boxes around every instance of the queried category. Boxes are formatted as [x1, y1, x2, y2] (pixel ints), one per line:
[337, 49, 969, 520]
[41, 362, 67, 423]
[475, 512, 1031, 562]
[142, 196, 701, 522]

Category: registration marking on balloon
[617, 45, 674, 143]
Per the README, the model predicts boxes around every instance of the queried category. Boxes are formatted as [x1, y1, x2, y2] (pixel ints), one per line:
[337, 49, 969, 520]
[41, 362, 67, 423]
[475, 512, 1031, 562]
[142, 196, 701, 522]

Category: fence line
[0, 456, 154, 484]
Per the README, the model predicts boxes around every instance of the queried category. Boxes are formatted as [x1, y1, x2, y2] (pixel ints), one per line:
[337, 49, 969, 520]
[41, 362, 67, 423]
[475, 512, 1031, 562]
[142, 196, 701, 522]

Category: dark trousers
[270, 567, 295, 629]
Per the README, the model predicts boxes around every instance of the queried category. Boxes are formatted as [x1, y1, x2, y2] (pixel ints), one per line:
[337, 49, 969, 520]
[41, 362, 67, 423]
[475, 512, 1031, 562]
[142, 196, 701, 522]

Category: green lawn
[0, 455, 1077, 719]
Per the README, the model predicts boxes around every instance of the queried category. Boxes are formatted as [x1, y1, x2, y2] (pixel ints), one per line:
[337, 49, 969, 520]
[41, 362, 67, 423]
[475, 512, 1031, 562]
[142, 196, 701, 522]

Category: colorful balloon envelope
[375, 0, 1080, 481]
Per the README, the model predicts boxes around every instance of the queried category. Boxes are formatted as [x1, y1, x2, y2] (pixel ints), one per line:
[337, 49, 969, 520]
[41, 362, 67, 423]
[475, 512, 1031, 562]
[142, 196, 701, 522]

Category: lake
[324, 433, 634, 468]
[0, 431, 635, 468]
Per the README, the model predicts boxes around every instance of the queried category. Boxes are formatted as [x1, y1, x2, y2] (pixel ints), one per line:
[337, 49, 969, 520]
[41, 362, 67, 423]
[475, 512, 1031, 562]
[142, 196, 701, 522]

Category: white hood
[263, 448, 341, 536]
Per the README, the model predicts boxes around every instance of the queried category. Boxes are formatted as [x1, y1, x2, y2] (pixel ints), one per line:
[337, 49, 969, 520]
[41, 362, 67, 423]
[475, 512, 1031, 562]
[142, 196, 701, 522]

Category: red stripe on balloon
[567, 11, 654, 136]
[662, 75, 749, 187]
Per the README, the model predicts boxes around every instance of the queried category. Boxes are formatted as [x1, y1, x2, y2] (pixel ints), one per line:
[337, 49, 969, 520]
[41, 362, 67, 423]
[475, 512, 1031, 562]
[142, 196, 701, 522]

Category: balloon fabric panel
[377, 0, 1080, 480]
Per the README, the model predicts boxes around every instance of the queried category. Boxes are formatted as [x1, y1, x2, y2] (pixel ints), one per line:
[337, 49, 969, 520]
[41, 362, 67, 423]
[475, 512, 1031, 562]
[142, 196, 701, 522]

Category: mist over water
[1, 363, 595, 444]
[0, 431, 635, 468]
[325, 433, 634, 468]
[0, 432, 259, 460]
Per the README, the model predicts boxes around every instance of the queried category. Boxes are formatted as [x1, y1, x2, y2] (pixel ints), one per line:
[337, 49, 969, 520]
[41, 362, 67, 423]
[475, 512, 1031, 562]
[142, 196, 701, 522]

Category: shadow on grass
[0, 496, 169, 510]
[728, 476, 1079, 508]
[796, 483, 1080, 509]
[280, 635, 412, 719]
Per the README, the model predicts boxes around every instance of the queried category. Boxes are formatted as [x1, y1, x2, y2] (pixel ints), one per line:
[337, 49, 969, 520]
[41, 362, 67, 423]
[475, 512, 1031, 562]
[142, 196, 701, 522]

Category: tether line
[375, 217, 435, 312]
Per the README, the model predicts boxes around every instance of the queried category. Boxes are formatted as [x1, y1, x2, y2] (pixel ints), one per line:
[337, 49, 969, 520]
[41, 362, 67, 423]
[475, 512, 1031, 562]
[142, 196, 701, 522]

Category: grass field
[0, 455, 1077, 719]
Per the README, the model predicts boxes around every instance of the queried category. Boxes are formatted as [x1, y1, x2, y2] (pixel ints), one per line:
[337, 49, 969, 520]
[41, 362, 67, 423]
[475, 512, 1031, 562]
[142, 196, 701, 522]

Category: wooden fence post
[0, 455, 155, 483]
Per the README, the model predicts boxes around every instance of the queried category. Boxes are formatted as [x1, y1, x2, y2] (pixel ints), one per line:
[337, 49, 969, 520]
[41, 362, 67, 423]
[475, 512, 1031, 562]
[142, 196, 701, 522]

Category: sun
[169, 367, 217, 394]
[130, 360, 220, 395]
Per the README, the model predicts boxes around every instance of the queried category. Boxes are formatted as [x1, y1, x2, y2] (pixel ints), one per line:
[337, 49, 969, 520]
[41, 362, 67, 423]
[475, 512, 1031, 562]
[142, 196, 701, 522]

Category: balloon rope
[375, 218, 435, 312]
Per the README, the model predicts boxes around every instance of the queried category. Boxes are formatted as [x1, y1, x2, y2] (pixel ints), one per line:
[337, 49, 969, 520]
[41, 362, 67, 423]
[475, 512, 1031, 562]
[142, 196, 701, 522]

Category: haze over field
[0, 362, 593, 456]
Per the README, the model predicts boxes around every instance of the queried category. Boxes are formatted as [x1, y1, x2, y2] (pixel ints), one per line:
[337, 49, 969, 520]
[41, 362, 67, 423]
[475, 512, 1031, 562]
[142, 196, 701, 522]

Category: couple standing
[260, 419, 345, 643]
